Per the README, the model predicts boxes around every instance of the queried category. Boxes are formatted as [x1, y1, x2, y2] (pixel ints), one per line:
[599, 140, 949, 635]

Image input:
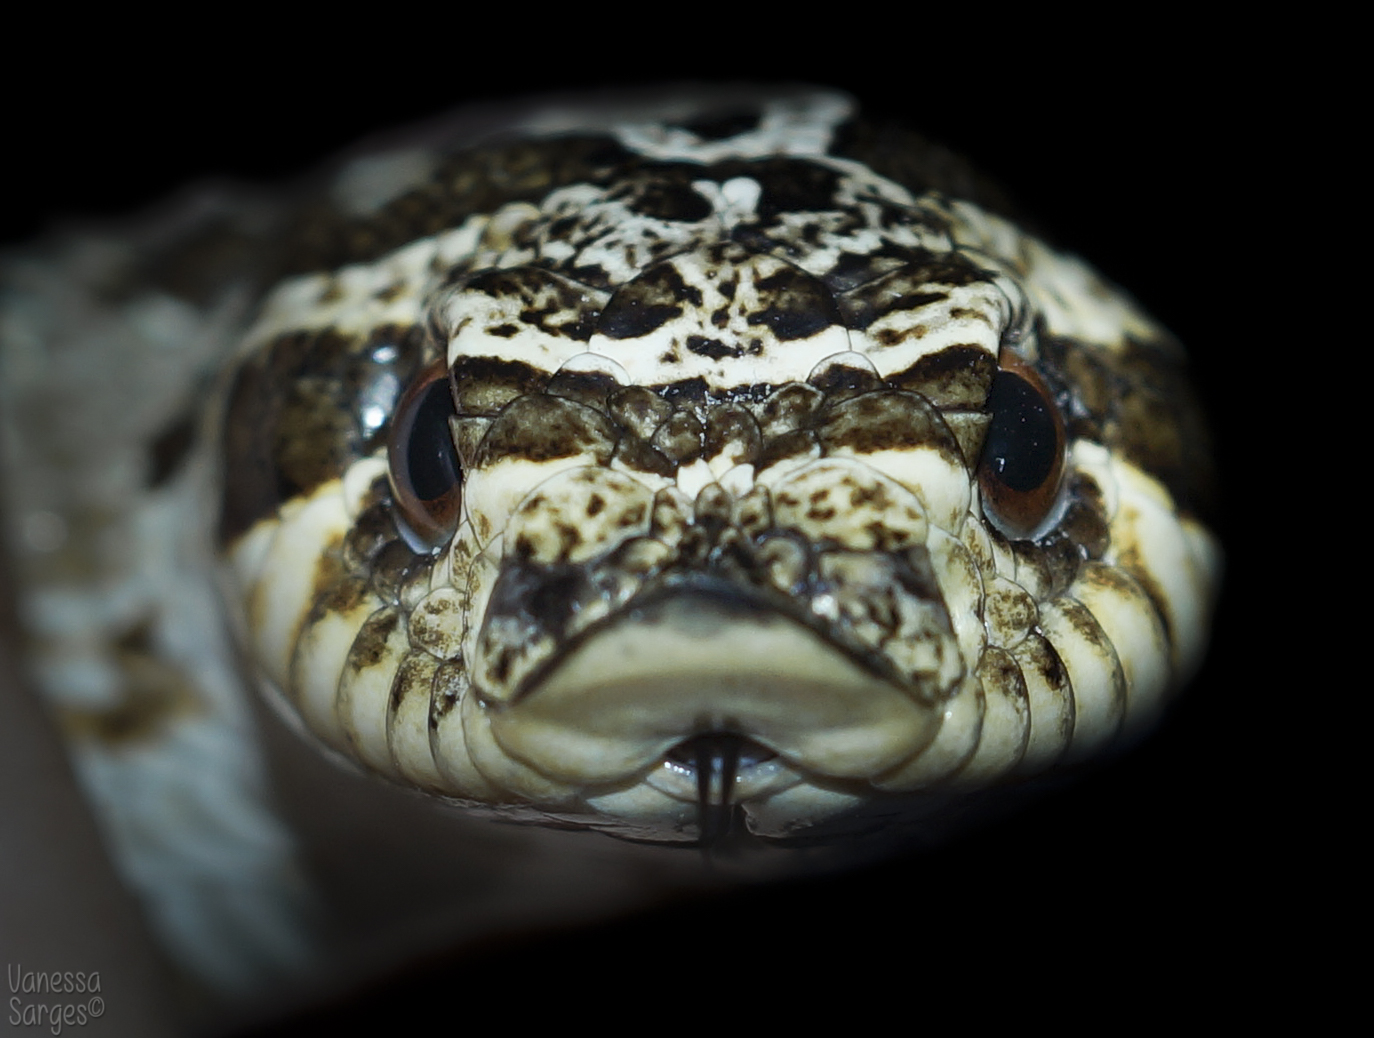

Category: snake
[1, 85, 1220, 991]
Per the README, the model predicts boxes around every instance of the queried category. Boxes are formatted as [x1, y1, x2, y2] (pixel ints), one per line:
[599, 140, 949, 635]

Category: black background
[2, 25, 1274, 1031]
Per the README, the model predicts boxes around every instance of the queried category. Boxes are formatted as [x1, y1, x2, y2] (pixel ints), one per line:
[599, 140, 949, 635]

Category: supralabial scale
[1, 85, 1219, 989]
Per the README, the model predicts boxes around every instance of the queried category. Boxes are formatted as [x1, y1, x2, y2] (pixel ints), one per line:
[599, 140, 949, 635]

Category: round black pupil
[983, 371, 1056, 492]
[407, 379, 461, 502]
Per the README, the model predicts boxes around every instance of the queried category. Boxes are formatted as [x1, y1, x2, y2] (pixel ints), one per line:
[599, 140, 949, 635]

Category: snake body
[218, 88, 1220, 843]
[1, 87, 1220, 991]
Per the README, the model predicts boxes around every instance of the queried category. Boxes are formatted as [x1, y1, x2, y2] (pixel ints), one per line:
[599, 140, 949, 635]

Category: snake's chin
[475, 584, 954, 843]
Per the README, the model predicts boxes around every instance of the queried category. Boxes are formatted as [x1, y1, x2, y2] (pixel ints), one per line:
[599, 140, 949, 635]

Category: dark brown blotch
[653, 410, 705, 464]
[818, 391, 961, 460]
[686, 335, 743, 360]
[1056, 473, 1110, 561]
[756, 429, 820, 472]
[609, 386, 675, 440]
[343, 495, 403, 573]
[309, 562, 369, 620]
[1015, 633, 1070, 716]
[1013, 532, 1082, 600]
[545, 366, 622, 410]
[622, 173, 714, 223]
[886, 345, 996, 409]
[838, 255, 990, 331]
[746, 158, 843, 217]
[598, 263, 698, 339]
[807, 357, 883, 401]
[461, 266, 600, 341]
[747, 266, 840, 341]
[611, 435, 677, 479]
[475, 395, 617, 468]
[389, 652, 442, 715]
[367, 539, 428, 606]
[450, 355, 550, 416]
[755, 383, 825, 437]
[976, 645, 1030, 709]
[822, 250, 909, 295]
[1040, 334, 1217, 527]
[704, 406, 762, 466]
[346, 607, 403, 672]
[219, 324, 424, 545]
[430, 661, 465, 721]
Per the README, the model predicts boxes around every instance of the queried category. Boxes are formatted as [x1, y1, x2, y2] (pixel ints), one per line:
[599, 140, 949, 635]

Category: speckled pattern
[217, 88, 1220, 843]
[0, 86, 1222, 999]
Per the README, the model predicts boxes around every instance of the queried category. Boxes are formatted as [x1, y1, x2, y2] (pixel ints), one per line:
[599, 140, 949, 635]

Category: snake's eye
[387, 359, 462, 551]
[977, 360, 1067, 541]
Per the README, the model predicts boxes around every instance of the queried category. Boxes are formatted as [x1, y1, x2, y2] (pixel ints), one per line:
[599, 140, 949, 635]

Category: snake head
[216, 89, 1221, 845]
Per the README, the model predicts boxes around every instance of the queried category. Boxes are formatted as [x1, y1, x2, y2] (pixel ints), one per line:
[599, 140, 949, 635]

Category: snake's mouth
[483, 584, 949, 801]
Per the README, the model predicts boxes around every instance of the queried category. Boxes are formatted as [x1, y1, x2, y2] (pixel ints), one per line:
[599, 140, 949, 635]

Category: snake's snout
[463, 584, 953, 837]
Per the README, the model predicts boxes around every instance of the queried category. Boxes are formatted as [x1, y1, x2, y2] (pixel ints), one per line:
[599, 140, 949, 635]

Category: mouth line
[485, 580, 949, 792]
[510, 572, 910, 706]
[657, 731, 813, 845]
[664, 731, 779, 775]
